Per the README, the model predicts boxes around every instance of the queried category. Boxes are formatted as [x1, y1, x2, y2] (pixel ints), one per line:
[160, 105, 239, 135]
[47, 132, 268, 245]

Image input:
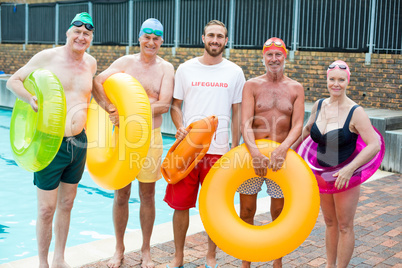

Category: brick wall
[0, 44, 401, 110]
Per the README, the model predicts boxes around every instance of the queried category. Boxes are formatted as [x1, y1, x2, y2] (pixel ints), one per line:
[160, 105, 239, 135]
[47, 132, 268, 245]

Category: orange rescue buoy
[161, 115, 218, 184]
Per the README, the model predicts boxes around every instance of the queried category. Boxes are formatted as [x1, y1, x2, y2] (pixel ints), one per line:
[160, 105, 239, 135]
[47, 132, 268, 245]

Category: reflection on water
[0, 154, 17, 166]
[78, 183, 140, 204]
[0, 224, 9, 239]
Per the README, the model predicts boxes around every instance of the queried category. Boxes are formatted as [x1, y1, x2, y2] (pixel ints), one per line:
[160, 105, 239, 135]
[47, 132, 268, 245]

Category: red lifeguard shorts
[164, 154, 221, 210]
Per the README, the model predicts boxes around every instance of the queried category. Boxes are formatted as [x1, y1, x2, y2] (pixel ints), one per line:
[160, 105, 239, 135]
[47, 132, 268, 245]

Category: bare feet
[107, 251, 124, 268]
[167, 256, 183, 268]
[273, 258, 282, 268]
[240, 260, 251, 268]
[205, 255, 217, 268]
[141, 248, 155, 268]
[51, 260, 71, 268]
[39, 262, 49, 268]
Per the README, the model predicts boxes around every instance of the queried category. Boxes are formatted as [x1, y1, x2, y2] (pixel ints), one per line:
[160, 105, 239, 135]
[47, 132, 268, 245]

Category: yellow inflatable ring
[10, 69, 66, 172]
[199, 139, 320, 262]
[86, 73, 152, 190]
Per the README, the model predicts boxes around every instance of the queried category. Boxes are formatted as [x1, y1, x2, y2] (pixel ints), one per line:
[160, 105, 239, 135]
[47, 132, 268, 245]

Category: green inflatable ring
[10, 69, 66, 172]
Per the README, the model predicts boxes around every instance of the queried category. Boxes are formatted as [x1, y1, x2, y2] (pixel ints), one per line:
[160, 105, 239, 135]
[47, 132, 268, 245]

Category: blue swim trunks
[34, 130, 87, 191]
[237, 177, 284, 198]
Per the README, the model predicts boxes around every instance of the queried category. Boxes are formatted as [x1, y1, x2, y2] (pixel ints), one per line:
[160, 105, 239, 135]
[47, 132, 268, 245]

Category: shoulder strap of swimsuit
[344, 105, 360, 128]
[314, 99, 325, 121]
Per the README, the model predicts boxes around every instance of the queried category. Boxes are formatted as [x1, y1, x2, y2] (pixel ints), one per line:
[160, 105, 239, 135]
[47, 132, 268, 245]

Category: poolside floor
[79, 173, 402, 268]
[1, 172, 400, 268]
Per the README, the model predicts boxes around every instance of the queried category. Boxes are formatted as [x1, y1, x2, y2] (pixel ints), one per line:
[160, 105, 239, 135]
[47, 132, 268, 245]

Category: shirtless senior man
[237, 37, 305, 268]
[92, 18, 174, 268]
[7, 12, 96, 268]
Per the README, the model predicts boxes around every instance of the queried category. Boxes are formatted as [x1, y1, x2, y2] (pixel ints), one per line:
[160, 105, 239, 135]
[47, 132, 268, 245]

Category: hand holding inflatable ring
[10, 69, 66, 172]
[161, 116, 218, 184]
[199, 139, 320, 262]
[86, 73, 152, 190]
[296, 127, 385, 194]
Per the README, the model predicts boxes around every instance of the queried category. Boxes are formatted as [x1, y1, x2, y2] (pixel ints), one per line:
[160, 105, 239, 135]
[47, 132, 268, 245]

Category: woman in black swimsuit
[296, 60, 380, 268]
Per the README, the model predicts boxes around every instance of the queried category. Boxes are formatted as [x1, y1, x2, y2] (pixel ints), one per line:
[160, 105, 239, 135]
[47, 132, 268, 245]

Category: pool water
[0, 108, 201, 263]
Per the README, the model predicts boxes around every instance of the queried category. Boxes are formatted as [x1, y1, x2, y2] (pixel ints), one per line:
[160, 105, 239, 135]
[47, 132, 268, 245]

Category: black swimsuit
[310, 99, 359, 167]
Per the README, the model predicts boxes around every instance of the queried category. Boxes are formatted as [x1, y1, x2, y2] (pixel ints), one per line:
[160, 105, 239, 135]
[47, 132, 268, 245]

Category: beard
[205, 43, 225, 57]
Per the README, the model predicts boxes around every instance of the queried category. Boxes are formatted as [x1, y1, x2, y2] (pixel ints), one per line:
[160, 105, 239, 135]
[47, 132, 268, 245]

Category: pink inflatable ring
[296, 127, 385, 194]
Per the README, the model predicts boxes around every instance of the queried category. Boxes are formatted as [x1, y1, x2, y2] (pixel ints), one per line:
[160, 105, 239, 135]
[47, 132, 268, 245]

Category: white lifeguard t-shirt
[173, 57, 245, 155]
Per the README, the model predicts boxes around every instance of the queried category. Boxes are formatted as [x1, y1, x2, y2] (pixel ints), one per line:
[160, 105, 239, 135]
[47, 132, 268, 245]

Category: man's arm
[150, 62, 175, 116]
[231, 103, 241, 148]
[92, 57, 127, 126]
[281, 83, 305, 150]
[241, 81, 258, 156]
[6, 50, 52, 112]
[171, 98, 188, 140]
[92, 57, 126, 113]
[241, 81, 270, 177]
[271, 83, 305, 171]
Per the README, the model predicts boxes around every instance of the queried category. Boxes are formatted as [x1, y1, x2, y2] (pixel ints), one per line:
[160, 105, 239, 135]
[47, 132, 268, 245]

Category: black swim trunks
[34, 130, 87, 190]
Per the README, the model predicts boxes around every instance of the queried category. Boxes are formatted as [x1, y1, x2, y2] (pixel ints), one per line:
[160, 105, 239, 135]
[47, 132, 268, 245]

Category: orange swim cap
[262, 37, 288, 58]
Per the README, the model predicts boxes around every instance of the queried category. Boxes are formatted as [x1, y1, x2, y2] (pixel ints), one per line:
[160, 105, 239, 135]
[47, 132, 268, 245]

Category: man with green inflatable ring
[10, 68, 67, 172]
[6, 12, 97, 267]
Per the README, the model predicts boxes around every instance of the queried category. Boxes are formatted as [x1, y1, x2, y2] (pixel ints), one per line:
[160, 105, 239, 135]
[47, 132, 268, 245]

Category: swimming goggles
[263, 39, 288, 56]
[264, 40, 285, 49]
[71, 21, 94, 31]
[328, 64, 348, 70]
[142, 28, 163, 36]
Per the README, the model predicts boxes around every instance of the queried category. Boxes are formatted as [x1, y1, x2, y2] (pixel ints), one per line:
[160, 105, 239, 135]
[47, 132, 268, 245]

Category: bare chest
[125, 66, 163, 100]
[254, 88, 294, 115]
[46, 61, 93, 97]
[52, 74, 92, 105]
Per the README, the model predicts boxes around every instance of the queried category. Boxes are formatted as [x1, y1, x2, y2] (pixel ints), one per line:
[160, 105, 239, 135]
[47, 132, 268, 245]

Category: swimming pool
[0, 108, 200, 263]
